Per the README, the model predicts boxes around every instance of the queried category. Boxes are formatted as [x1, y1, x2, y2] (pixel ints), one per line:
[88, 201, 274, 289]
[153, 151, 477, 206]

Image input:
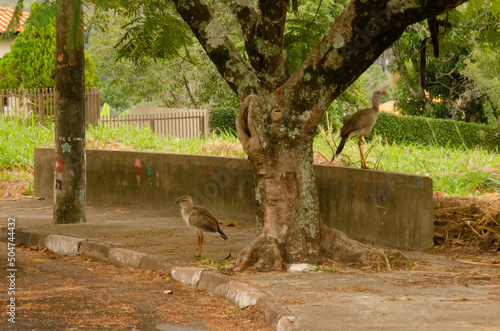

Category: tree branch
[281, 0, 469, 133]
[393, 41, 418, 99]
[236, 94, 265, 165]
[222, 0, 258, 40]
[224, 0, 290, 91]
[172, 0, 261, 99]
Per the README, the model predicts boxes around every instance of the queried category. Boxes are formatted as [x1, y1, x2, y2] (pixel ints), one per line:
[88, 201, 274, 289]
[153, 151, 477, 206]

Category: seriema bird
[333, 90, 387, 169]
[176, 196, 228, 257]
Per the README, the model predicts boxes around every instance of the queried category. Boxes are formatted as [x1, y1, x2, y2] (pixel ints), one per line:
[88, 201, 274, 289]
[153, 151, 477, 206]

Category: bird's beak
[382, 91, 388, 95]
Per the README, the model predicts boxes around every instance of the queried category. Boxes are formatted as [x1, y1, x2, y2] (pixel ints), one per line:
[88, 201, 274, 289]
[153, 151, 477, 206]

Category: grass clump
[0, 116, 53, 170]
[315, 130, 500, 196]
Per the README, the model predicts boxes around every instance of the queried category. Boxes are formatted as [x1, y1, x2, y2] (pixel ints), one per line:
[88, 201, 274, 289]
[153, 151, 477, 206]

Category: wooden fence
[100, 110, 210, 139]
[0, 88, 210, 139]
[0, 87, 100, 125]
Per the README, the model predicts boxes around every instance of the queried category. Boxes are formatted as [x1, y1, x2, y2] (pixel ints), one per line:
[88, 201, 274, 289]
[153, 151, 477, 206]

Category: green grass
[315, 132, 500, 196]
[0, 116, 54, 170]
[87, 124, 245, 156]
[2, 116, 499, 196]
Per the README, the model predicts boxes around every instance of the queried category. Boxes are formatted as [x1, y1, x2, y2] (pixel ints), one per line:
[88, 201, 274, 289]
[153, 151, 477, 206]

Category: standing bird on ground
[176, 196, 228, 257]
[332, 90, 387, 169]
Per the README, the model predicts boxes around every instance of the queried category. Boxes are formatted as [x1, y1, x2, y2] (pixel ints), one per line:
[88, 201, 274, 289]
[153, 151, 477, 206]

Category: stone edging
[0, 226, 295, 330]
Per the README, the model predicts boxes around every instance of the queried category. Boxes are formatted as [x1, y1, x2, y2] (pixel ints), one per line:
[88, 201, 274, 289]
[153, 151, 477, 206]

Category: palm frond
[113, 2, 193, 62]
[24, 0, 59, 28]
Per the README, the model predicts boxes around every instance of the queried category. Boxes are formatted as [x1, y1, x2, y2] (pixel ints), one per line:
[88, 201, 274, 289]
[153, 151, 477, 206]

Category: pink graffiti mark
[57, 62, 74, 70]
[135, 159, 141, 188]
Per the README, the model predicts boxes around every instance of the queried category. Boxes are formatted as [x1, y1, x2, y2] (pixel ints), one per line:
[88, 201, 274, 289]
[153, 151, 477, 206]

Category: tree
[53, 0, 86, 224]
[0, 1, 98, 90]
[390, 0, 500, 121]
[97, 0, 470, 271]
[462, 48, 500, 125]
[86, 8, 240, 113]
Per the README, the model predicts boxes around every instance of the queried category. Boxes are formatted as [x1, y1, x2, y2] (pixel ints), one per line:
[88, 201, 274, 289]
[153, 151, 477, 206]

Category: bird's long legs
[358, 135, 369, 169]
[196, 231, 204, 257]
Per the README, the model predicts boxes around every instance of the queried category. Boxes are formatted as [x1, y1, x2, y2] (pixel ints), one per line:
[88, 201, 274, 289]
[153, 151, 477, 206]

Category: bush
[365, 112, 500, 151]
[0, 2, 99, 89]
[209, 107, 237, 133]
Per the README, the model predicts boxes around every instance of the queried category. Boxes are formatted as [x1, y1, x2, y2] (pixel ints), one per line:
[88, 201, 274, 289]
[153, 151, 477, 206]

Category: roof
[0, 7, 29, 34]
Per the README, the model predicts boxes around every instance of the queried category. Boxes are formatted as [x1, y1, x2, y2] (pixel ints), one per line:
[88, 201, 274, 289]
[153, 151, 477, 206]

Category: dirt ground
[0, 242, 271, 330]
[432, 191, 500, 264]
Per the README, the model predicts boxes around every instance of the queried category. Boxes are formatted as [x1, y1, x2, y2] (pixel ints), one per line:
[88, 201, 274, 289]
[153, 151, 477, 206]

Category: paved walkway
[1, 198, 500, 330]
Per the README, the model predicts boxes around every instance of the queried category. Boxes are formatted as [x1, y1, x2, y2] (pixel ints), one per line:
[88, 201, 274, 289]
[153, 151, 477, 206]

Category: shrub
[365, 112, 500, 151]
[209, 107, 237, 133]
[0, 2, 98, 89]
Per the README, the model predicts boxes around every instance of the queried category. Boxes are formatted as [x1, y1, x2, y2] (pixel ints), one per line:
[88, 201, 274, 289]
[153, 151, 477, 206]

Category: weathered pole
[53, 0, 86, 224]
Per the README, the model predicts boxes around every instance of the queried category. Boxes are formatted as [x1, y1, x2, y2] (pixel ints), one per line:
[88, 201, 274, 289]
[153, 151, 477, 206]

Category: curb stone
[226, 279, 265, 308]
[45, 234, 83, 255]
[171, 266, 203, 286]
[171, 266, 294, 329]
[0, 227, 295, 330]
[139, 253, 173, 271]
[257, 295, 291, 328]
[79, 240, 111, 262]
[197, 271, 230, 298]
[9, 228, 49, 249]
[277, 316, 296, 331]
[108, 248, 145, 268]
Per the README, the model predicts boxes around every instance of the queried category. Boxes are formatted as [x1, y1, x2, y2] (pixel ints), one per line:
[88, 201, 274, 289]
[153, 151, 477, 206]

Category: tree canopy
[390, 0, 500, 123]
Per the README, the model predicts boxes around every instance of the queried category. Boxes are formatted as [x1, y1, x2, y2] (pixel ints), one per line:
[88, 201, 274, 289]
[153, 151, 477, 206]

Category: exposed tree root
[234, 224, 408, 272]
[234, 234, 285, 272]
[319, 224, 407, 270]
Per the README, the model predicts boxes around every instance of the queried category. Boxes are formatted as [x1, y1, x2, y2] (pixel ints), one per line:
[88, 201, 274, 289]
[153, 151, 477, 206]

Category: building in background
[0, 7, 29, 57]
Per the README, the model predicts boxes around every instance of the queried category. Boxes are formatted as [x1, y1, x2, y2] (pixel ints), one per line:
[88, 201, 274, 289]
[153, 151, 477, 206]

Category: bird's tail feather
[333, 137, 347, 160]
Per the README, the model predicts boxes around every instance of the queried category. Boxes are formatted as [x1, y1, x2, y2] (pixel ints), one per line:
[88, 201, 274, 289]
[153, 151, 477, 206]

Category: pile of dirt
[433, 191, 500, 259]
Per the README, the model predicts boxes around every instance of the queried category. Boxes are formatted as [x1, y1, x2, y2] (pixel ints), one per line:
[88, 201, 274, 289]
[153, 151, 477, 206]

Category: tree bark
[53, 0, 86, 224]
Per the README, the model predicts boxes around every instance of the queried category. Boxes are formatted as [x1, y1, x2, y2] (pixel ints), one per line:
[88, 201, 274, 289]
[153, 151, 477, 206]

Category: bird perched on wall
[176, 196, 228, 257]
[332, 90, 387, 169]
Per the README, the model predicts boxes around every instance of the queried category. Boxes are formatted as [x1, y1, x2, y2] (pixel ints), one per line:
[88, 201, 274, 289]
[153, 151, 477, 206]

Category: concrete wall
[35, 148, 434, 250]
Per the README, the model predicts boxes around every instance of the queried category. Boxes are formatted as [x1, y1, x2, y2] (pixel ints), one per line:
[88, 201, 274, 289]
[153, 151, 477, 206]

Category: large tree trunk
[235, 94, 390, 270]
[247, 139, 322, 269]
[53, 0, 86, 224]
